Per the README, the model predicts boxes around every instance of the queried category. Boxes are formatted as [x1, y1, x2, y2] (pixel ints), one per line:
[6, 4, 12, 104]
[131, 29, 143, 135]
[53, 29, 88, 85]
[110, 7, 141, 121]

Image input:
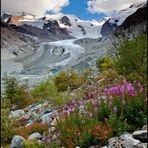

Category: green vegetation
[96, 57, 113, 72]
[2, 75, 34, 109]
[1, 33, 147, 147]
[113, 33, 147, 83]
[53, 71, 85, 92]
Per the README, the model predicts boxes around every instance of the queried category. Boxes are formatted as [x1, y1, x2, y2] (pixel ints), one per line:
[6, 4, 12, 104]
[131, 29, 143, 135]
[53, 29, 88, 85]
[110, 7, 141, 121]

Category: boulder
[41, 114, 53, 125]
[108, 133, 137, 148]
[28, 132, 42, 141]
[11, 135, 25, 148]
[133, 130, 147, 143]
[9, 110, 25, 119]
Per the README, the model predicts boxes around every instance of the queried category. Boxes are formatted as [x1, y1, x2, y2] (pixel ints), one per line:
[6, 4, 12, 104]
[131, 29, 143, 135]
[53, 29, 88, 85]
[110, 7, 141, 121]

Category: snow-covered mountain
[45, 13, 104, 39]
[100, 2, 146, 36]
[2, 12, 105, 39]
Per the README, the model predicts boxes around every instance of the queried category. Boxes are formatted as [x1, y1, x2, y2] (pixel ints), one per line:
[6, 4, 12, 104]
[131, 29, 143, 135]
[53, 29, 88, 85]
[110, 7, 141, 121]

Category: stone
[133, 130, 147, 143]
[55, 139, 62, 145]
[108, 133, 134, 148]
[50, 116, 59, 126]
[9, 110, 25, 119]
[142, 125, 147, 130]
[133, 143, 147, 148]
[51, 134, 58, 141]
[28, 132, 42, 141]
[41, 114, 53, 125]
[11, 135, 25, 148]
[121, 133, 140, 146]
[49, 127, 56, 133]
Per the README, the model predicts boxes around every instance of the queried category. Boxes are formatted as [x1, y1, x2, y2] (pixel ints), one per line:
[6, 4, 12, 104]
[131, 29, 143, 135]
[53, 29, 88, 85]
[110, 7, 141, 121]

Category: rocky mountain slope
[100, 2, 147, 36]
[1, 21, 37, 60]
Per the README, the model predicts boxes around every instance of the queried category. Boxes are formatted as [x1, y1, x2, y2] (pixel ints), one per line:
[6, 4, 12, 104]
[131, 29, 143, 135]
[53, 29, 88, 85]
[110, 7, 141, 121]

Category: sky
[1, 0, 147, 20]
[61, 0, 105, 20]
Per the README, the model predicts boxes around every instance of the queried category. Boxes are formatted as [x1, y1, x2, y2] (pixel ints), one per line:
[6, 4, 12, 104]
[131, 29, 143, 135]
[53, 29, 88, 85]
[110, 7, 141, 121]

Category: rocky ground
[9, 100, 147, 148]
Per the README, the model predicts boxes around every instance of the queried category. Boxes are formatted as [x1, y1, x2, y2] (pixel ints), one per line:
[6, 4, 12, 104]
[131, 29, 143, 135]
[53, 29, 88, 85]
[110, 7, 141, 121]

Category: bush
[56, 79, 147, 147]
[96, 57, 113, 72]
[31, 79, 58, 100]
[1, 108, 13, 144]
[12, 122, 48, 138]
[113, 33, 147, 83]
[2, 75, 34, 108]
[53, 71, 85, 92]
[108, 114, 129, 136]
[23, 141, 46, 148]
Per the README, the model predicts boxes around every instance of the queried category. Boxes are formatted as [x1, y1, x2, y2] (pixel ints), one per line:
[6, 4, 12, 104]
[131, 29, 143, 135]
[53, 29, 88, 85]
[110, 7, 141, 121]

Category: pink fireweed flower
[68, 107, 75, 113]
[63, 109, 68, 115]
[79, 100, 84, 106]
[113, 106, 118, 113]
[140, 86, 144, 93]
[98, 87, 101, 93]
[104, 87, 108, 93]
[92, 99, 97, 107]
[123, 79, 128, 85]
[89, 112, 93, 118]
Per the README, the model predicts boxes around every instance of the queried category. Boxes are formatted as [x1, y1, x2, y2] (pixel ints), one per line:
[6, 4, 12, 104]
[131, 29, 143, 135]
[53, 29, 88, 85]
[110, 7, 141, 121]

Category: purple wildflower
[92, 99, 97, 107]
[113, 106, 118, 113]
[89, 112, 93, 118]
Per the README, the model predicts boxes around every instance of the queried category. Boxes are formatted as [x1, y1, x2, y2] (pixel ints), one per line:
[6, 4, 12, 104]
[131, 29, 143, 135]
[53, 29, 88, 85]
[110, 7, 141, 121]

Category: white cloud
[87, 0, 146, 14]
[1, 0, 70, 16]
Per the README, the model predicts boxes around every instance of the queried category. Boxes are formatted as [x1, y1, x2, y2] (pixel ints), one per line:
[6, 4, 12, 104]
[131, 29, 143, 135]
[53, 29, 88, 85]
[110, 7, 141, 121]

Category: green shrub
[96, 57, 113, 72]
[53, 71, 85, 92]
[1, 108, 13, 144]
[2, 75, 34, 108]
[12, 122, 48, 139]
[31, 79, 58, 100]
[23, 141, 46, 148]
[108, 114, 129, 136]
[124, 97, 147, 131]
[113, 33, 147, 83]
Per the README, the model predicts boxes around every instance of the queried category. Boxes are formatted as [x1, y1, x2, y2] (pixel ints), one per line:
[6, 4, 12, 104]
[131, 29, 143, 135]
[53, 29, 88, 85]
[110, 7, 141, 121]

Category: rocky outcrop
[119, 3, 147, 30]
[101, 3, 147, 37]
[59, 16, 71, 27]
[100, 19, 117, 37]
[78, 25, 86, 35]
[133, 130, 147, 143]
[1, 13, 12, 22]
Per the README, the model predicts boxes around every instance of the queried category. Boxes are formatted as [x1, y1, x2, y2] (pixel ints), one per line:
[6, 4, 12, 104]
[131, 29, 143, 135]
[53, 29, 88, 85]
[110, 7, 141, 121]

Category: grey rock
[120, 133, 140, 146]
[28, 132, 42, 140]
[49, 127, 56, 133]
[51, 134, 58, 141]
[142, 125, 147, 130]
[11, 135, 25, 148]
[133, 143, 147, 148]
[9, 110, 25, 119]
[133, 130, 147, 143]
[108, 133, 134, 148]
[41, 113, 53, 125]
